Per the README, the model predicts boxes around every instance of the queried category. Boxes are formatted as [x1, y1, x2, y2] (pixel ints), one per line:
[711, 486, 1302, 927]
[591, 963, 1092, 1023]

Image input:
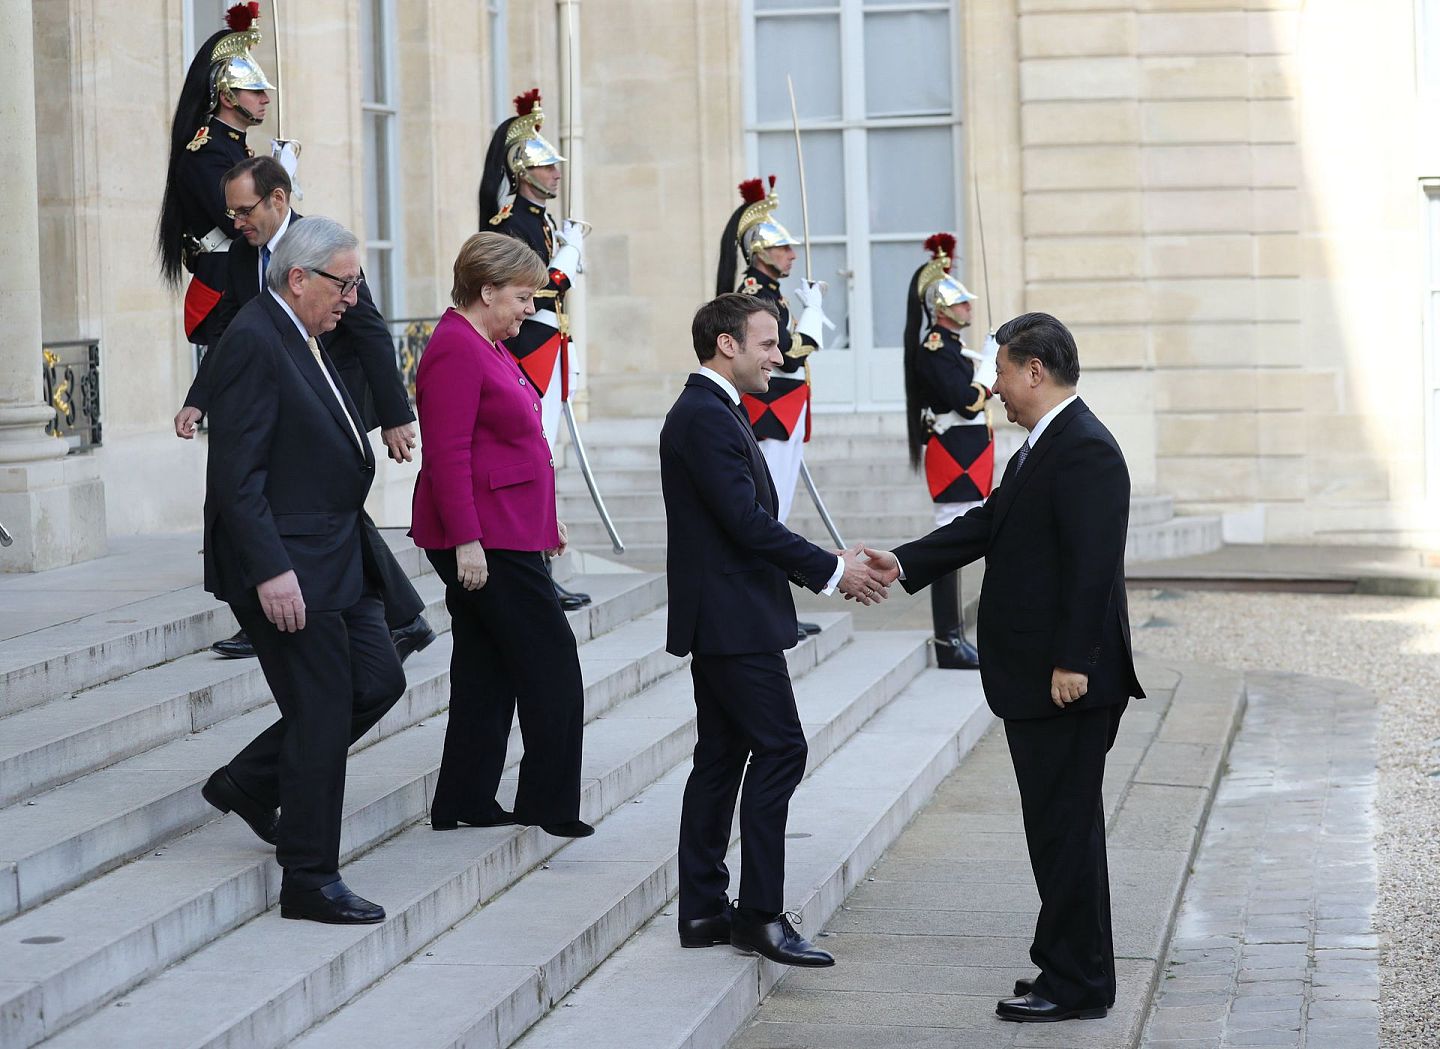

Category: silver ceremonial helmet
[506, 89, 565, 199]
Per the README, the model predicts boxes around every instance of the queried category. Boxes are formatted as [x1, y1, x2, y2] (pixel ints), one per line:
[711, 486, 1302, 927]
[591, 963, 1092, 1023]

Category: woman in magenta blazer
[411, 231, 589, 838]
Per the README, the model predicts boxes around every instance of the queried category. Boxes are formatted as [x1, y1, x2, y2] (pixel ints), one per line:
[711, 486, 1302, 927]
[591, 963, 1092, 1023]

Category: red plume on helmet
[924, 232, 957, 269]
[514, 88, 542, 116]
[738, 178, 766, 205]
[225, 2, 260, 31]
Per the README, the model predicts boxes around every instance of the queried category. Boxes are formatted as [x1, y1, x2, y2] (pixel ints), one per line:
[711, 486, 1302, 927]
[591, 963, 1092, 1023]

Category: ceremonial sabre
[563, 405, 623, 554]
[972, 175, 994, 329]
[0, 520, 12, 548]
[786, 74, 845, 549]
[269, 0, 284, 140]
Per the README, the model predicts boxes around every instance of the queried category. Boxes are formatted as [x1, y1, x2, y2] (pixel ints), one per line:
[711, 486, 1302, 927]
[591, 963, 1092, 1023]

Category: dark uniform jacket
[203, 293, 377, 612]
[185, 211, 415, 433]
[660, 375, 838, 657]
[915, 324, 994, 504]
[737, 266, 817, 442]
[490, 196, 571, 397]
[895, 398, 1144, 720]
[177, 117, 251, 344]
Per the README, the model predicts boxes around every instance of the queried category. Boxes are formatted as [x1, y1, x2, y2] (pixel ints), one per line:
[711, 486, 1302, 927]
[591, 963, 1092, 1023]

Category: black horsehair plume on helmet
[715, 177, 770, 297]
[904, 233, 957, 470]
[156, 3, 259, 287]
[478, 89, 542, 228]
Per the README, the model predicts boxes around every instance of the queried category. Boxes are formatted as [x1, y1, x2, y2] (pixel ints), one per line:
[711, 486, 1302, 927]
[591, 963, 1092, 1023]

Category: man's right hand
[837, 545, 889, 605]
[175, 406, 202, 439]
[862, 547, 902, 586]
[257, 570, 306, 632]
[456, 539, 488, 590]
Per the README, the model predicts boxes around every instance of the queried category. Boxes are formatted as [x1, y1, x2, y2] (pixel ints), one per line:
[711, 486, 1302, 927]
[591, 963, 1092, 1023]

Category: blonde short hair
[451, 231, 550, 308]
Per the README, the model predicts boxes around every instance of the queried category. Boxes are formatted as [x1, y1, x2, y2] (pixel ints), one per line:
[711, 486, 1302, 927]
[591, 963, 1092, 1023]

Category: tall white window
[361, 0, 404, 315]
[745, 0, 962, 410]
[1424, 184, 1440, 498]
[489, 1, 510, 129]
[183, 0, 231, 65]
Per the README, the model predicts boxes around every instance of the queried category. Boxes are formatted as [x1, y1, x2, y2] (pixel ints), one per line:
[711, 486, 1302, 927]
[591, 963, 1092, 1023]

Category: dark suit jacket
[660, 374, 838, 657]
[203, 292, 378, 612]
[186, 211, 415, 432]
[894, 397, 1144, 720]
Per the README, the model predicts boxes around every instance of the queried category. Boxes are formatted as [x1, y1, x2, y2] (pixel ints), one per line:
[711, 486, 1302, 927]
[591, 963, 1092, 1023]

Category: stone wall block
[1149, 277, 1257, 323]
[1026, 190, 1143, 236]
[1140, 56, 1250, 99]
[1145, 234, 1254, 278]
[1155, 368, 1258, 411]
[1156, 454, 1260, 501]
[1020, 12, 1137, 58]
[1025, 236, 1144, 281]
[1025, 280, 1148, 324]
[1248, 10, 1300, 55]
[1142, 100, 1249, 144]
[1024, 145, 1141, 191]
[1022, 101, 1141, 145]
[1142, 144, 1251, 189]
[1157, 412, 1258, 455]
[1137, 12, 1247, 55]
[1069, 324, 1150, 368]
[1150, 322, 1257, 366]
[1144, 189, 1252, 234]
[1021, 57, 1139, 101]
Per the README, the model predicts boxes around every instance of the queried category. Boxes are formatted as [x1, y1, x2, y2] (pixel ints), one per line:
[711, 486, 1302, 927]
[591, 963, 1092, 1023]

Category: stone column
[0, 0, 105, 571]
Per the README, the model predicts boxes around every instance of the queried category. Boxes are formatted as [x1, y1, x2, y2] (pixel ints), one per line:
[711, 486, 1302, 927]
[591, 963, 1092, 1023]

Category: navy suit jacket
[202, 293, 377, 611]
[660, 374, 838, 657]
[895, 397, 1144, 720]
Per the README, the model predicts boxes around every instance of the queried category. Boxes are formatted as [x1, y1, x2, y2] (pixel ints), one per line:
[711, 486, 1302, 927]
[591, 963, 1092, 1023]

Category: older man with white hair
[199, 216, 406, 925]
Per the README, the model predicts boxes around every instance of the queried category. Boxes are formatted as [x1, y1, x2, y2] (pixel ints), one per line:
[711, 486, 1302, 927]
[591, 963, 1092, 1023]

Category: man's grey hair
[265, 215, 360, 292]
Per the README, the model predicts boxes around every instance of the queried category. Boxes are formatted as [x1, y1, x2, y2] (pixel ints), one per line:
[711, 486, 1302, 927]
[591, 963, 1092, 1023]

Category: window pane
[781, 242, 850, 352]
[360, 0, 386, 105]
[367, 248, 392, 316]
[756, 0, 837, 8]
[755, 16, 842, 123]
[364, 112, 391, 240]
[757, 130, 846, 237]
[864, 11, 951, 117]
[866, 126, 956, 233]
[870, 240, 930, 347]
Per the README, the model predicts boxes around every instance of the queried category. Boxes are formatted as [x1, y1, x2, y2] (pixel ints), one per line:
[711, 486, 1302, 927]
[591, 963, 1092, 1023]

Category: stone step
[1125, 514, 1224, 564]
[0, 573, 666, 923]
[576, 434, 932, 471]
[0, 532, 430, 719]
[286, 631, 934, 1049]
[575, 412, 915, 444]
[508, 667, 992, 1049]
[20, 619, 864, 1049]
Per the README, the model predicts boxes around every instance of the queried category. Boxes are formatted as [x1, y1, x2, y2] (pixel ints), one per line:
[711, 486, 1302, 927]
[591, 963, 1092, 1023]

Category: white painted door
[743, 0, 964, 412]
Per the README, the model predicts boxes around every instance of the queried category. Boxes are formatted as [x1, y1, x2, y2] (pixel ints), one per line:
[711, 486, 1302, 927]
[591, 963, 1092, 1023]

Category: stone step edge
[0, 570, 659, 811]
[507, 670, 995, 1049]
[0, 574, 669, 921]
[289, 634, 937, 1049]
[30, 630, 922, 1049]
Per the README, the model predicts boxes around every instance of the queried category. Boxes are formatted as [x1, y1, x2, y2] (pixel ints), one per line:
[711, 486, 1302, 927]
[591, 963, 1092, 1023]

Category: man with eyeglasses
[178, 156, 433, 665]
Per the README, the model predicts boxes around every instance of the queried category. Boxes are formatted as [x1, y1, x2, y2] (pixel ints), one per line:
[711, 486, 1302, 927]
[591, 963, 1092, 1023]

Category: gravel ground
[1127, 587, 1440, 1047]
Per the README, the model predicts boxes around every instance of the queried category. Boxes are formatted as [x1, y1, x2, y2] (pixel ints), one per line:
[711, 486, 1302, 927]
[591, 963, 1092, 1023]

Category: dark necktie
[260, 245, 271, 284]
[1015, 439, 1032, 472]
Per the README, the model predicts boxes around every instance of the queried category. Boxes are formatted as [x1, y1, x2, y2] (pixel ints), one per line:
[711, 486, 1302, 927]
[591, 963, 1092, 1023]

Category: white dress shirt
[695, 368, 844, 595]
[258, 208, 294, 289]
[270, 290, 365, 451]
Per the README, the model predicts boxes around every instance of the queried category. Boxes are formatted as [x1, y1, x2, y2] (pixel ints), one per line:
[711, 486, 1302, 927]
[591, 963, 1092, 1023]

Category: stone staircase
[0, 532, 992, 1049]
[560, 412, 1223, 566]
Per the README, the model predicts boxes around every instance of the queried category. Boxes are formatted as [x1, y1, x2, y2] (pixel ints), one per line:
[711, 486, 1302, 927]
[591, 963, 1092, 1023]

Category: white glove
[550, 241, 582, 281]
[973, 354, 997, 391]
[558, 218, 589, 245]
[791, 279, 827, 309]
[271, 140, 303, 199]
[981, 331, 999, 362]
[793, 280, 833, 348]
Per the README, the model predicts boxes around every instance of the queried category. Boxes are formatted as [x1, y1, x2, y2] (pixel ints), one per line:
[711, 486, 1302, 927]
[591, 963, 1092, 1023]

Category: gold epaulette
[488, 203, 513, 226]
[965, 381, 989, 414]
[740, 276, 761, 296]
[185, 126, 211, 152]
[924, 330, 944, 352]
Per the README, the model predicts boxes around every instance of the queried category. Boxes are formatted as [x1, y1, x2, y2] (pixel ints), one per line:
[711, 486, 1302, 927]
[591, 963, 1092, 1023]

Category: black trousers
[930, 569, 961, 639]
[678, 651, 808, 919]
[1004, 700, 1127, 1009]
[228, 585, 406, 890]
[361, 512, 425, 630]
[425, 547, 583, 826]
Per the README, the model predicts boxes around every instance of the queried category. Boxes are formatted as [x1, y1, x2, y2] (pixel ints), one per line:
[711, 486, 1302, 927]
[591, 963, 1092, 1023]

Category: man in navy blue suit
[659, 293, 888, 968]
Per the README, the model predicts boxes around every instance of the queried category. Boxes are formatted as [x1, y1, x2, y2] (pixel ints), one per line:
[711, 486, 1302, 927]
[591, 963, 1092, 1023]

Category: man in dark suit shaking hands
[866, 312, 1145, 1021]
[201, 216, 406, 924]
[661, 293, 889, 967]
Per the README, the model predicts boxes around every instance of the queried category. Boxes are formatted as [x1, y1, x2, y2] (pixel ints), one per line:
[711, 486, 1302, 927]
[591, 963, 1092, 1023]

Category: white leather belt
[530, 309, 559, 330]
[929, 410, 985, 434]
[770, 366, 804, 381]
[195, 226, 232, 254]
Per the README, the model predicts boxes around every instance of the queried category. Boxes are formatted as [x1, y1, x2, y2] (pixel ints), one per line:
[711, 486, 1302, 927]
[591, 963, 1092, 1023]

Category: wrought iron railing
[387, 317, 440, 402]
[42, 339, 101, 451]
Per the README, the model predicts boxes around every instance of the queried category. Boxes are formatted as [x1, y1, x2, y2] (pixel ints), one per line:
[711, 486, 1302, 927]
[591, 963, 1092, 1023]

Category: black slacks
[678, 651, 808, 919]
[930, 569, 961, 638]
[425, 547, 583, 826]
[361, 512, 425, 630]
[1004, 700, 1127, 1010]
[228, 586, 406, 889]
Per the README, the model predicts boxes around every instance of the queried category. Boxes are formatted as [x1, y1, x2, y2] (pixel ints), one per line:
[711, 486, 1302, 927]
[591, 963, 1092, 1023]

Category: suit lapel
[986, 397, 1086, 537]
[686, 375, 778, 517]
[260, 292, 370, 463]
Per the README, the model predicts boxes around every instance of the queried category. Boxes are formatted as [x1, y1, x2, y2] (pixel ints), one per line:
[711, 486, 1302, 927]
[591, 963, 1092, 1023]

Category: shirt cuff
[896, 556, 906, 582]
[821, 555, 844, 596]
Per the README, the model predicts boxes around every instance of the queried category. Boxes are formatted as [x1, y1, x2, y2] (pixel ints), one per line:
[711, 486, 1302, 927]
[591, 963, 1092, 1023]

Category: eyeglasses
[224, 198, 266, 220]
[311, 269, 364, 296]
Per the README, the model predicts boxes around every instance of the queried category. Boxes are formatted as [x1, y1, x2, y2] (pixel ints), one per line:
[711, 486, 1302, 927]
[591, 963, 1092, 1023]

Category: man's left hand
[381, 423, 418, 463]
[547, 520, 569, 558]
[1051, 667, 1089, 708]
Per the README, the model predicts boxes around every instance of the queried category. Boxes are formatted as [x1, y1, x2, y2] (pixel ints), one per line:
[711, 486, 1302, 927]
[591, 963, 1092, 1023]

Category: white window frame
[489, 0, 510, 127]
[1422, 182, 1440, 500]
[741, 0, 965, 412]
[361, 0, 406, 316]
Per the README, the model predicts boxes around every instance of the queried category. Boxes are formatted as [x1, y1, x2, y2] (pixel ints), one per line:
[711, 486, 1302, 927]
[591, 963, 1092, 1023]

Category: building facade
[2, 0, 1436, 571]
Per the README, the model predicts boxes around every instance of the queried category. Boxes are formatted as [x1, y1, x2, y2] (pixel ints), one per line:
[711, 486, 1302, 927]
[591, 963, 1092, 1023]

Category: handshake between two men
[831, 544, 901, 606]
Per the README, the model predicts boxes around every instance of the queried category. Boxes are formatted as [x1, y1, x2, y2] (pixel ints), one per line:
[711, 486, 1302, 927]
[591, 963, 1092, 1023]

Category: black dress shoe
[934, 630, 980, 670]
[996, 992, 1106, 1023]
[797, 621, 821, 637]
[730, 910, 834, 967]
[201, 767, 278, 845]
[1012, 979, 1113, 1009]
[431, 807, 517, 831]
[679, 904, 732, 948]
[553, 581, 592, 609]
[211, 629, 255, 659]
[391, 615, 436, 664]
[537, 819, 594, 838]
[279, 879, 385, 925]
